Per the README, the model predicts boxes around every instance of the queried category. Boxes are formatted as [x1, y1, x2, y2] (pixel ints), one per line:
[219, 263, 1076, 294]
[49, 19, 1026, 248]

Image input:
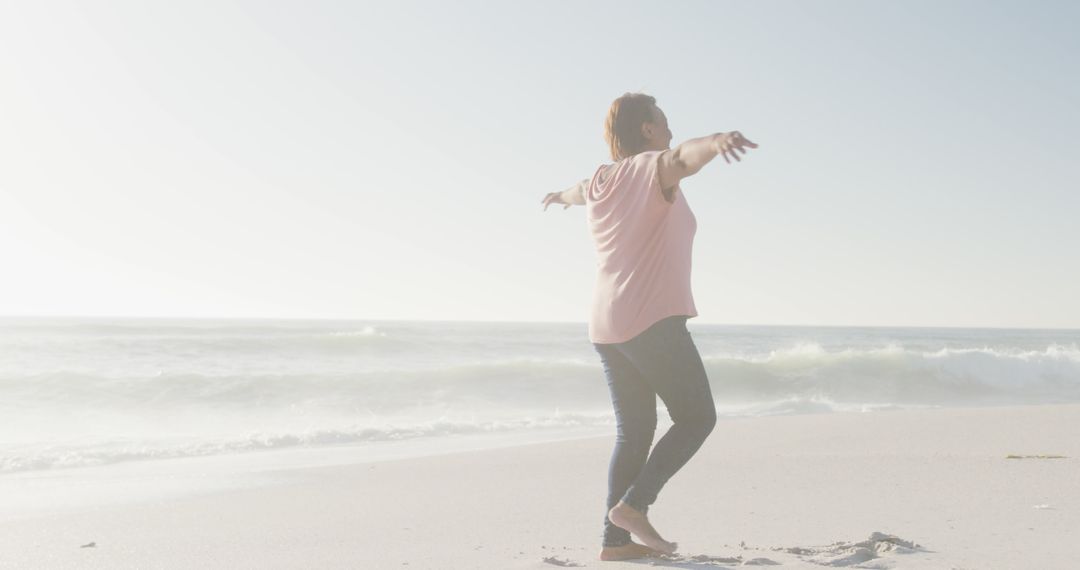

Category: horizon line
[1, 314, 1078, 332]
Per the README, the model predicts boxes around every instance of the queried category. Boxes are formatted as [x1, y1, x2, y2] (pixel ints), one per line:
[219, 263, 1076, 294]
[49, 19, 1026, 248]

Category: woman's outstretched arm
[541, 178, 589, 211]
[657, 131, 758, 191]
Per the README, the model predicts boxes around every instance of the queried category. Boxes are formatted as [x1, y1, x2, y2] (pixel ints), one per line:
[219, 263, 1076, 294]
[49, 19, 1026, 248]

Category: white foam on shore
[0, 425, 610, 522]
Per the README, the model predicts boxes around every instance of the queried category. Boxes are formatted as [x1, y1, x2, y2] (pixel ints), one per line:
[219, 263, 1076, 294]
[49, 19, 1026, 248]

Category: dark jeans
[594, 315, 717, 547]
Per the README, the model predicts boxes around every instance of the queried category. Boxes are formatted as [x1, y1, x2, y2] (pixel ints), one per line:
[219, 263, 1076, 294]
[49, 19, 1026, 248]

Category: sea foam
[2, 318, 1078, 473]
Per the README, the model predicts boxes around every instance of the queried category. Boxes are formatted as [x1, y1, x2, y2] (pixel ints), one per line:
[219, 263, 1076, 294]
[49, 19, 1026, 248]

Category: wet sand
[1, 403, 1076, 569]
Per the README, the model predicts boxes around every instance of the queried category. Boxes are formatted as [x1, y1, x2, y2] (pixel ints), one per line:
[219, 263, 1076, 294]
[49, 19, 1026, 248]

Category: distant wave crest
[702, 343, 1080, 404]
[5, 344, 1079, 413]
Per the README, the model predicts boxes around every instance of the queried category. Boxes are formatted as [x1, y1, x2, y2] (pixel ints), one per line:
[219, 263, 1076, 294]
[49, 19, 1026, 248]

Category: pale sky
[1, 1, 1077, 328]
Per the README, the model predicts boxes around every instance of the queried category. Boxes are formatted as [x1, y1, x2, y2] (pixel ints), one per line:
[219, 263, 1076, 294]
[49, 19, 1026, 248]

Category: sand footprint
[773, 532, 926, 567]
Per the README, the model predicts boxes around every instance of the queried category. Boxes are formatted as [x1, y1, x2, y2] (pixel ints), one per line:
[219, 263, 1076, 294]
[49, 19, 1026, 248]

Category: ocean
[2, 317, 1079, 475]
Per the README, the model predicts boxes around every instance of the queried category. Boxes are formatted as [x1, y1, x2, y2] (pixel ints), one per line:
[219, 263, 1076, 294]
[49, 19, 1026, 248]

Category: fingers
[731, 131, 759, 148]
[719, 132, 759, 164]
[718, 141, 739, 163]
[542, 192, 557, 210]
[542, 192, 573, 211]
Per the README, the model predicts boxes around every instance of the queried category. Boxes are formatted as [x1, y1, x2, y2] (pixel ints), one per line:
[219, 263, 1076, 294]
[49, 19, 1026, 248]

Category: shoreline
[0, 401, 1034, 521]
[2, 402, 1077, 568]
[0, 424, 615, 523]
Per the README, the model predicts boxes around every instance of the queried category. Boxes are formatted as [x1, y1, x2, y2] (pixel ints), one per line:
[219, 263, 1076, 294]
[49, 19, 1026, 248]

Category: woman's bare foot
[598, 541, 664, 561]
[607, 501, 678, 555]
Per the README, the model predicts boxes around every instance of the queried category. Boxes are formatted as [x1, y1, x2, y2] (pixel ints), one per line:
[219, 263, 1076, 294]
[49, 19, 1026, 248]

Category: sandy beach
[1, 403, 1076, 569]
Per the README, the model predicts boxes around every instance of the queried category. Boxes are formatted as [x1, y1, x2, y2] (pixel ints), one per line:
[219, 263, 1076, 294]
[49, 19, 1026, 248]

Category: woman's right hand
[714, 131, 758, 164]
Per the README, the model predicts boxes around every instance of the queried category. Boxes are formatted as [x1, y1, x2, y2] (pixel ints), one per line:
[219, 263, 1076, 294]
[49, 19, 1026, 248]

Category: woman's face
[643, 105, 673, 151]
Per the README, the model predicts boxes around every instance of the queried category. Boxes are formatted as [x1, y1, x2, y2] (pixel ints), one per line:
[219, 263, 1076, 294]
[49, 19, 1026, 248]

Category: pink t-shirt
[585, 150, 698, 344]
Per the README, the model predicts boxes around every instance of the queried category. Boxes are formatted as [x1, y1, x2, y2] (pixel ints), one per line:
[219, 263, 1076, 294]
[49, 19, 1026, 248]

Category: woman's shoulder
[594, 151, 663, 186]
[591, 161, 620, 187]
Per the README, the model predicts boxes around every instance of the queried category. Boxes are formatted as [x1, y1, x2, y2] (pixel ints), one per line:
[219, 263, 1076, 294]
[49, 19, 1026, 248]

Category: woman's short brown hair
[604, 92, 657, 161]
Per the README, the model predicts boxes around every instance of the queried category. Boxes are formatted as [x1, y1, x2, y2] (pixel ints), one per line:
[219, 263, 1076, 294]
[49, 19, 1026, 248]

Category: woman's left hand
[542, 191, 573, 211]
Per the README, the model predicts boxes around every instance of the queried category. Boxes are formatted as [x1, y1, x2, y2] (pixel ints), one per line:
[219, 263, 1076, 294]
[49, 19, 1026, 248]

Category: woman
[542, 93, 758, 561]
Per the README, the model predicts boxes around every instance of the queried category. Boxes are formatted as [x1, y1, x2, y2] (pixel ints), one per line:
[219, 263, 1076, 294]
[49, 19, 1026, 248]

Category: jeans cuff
[620, 491, 649, 513]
